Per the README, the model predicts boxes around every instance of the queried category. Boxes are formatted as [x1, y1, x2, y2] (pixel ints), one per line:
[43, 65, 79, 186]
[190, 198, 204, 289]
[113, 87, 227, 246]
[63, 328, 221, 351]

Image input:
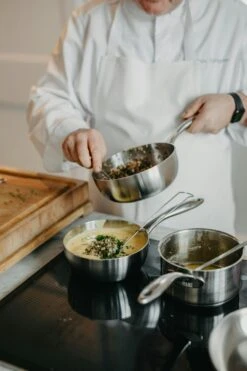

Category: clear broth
[182, 262, 222, 271]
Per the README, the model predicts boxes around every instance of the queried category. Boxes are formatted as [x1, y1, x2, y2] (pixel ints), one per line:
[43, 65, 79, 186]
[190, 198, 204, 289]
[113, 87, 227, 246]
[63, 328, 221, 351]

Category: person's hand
[182, 94, 235, 134]
[62, 128, 107, 172]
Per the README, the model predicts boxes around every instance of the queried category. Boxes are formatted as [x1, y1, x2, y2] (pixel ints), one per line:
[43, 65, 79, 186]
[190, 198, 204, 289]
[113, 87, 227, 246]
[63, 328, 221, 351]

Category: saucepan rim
[158, 227, 243, 272]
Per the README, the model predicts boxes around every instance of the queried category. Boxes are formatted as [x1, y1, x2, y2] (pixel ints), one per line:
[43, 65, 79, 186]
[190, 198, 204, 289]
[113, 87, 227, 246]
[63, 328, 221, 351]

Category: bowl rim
[63, 219, 149, 262]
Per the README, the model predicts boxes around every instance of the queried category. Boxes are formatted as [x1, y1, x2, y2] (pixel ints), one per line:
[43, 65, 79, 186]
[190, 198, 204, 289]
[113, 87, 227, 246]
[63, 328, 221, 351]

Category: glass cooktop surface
[0, 240, 246, 371]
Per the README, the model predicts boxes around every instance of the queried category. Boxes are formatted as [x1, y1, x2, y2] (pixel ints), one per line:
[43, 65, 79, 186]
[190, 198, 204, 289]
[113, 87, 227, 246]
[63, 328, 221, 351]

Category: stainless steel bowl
[92, 142, 177, 202]
[63, 197, 203, 282]
[209, 307, 247, 371]
[63, 219, 147, 282]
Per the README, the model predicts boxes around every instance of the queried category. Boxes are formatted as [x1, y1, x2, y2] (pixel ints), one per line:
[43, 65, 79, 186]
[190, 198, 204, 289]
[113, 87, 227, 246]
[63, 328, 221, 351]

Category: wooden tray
[0, 166, 90, 272]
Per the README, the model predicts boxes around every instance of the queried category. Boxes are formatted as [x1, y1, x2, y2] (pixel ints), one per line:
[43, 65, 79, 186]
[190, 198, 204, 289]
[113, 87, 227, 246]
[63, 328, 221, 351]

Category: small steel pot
[63, 197, 203, 282]
[92, 119, 192, 202]
[209, 307, 247, 371]
[138, 229, 243, 306]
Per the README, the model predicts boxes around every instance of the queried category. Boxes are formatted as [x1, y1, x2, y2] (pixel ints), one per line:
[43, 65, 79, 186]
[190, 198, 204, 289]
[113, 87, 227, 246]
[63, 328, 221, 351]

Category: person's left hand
[182, 94, 235, 134]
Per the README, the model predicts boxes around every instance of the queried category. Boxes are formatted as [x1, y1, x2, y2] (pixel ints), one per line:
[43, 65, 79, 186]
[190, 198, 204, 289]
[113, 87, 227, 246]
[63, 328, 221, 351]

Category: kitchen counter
[1, 211, 246, 303]
[0, 212, 246, 371]
[0, 212, 174, 303]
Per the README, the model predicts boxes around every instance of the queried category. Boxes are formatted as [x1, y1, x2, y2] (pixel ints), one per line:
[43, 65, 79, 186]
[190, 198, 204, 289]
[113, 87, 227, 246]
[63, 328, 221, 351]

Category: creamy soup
[66, 228, 147, 260]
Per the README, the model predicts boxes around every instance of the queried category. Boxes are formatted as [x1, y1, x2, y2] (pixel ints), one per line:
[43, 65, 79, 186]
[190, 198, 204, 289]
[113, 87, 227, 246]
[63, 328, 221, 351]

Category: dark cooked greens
[85, 234, 128, 259]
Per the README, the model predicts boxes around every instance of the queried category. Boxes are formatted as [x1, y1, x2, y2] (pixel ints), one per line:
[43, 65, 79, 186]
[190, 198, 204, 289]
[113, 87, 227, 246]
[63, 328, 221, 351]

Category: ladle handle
[138, 272, 203, 305]
[160, 336, 191, 371]
[169, 118, 193, 144]
[145, 197, 204, 234]
[122, 192, 196, 248]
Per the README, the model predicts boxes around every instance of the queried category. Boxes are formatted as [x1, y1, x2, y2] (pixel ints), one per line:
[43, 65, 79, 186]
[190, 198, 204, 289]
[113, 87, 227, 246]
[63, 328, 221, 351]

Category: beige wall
[0, 0, 74, 171]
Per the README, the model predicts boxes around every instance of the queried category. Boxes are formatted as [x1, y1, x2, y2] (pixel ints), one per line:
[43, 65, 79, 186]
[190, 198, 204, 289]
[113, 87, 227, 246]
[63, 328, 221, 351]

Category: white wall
[0, 0, 247, 239]
[0, 0, 75, 172]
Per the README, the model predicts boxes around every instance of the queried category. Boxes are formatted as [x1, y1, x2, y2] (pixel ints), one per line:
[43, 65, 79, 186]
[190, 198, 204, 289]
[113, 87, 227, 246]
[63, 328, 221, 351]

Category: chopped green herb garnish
[85, 234, 129, 259]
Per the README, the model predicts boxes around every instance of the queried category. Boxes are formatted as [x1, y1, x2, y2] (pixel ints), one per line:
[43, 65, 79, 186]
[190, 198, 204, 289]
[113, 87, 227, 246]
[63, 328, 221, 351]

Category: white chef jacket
[27, 0, 247, 233]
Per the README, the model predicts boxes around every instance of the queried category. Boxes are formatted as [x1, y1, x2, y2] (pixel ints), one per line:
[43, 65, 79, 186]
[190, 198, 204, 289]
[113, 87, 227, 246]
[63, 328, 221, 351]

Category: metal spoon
[194, 240, 247, 271]
[94, 169, 112, 180]
[101, 170, 112, 180]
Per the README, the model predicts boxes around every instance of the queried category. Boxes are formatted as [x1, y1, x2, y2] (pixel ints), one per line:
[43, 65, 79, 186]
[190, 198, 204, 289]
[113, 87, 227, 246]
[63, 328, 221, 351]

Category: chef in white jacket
[27, 0, 247, 234]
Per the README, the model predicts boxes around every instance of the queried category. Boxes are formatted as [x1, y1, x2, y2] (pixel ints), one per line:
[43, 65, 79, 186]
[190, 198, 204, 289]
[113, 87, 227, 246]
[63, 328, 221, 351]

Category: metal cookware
[92, 118, 192, 202]
[209, 307, 247, 371]
[138, 229, 243, 306]
[63, 196, 203, 282]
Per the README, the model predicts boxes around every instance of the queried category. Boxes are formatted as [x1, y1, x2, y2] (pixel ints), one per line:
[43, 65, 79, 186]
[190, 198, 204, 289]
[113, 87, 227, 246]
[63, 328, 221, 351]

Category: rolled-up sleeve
[27, 11, 89, 172]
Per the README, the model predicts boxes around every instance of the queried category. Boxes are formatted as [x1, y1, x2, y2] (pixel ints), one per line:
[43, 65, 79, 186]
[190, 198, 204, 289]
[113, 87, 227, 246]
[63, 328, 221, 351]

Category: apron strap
[110, 0, 118, 18]
[183, 0, 196, 60]
[106, 0, 120, 54]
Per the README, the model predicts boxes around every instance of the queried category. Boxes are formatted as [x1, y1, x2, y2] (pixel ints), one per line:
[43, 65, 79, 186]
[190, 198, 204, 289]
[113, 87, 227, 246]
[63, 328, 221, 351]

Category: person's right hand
[62, 128, 107, 172]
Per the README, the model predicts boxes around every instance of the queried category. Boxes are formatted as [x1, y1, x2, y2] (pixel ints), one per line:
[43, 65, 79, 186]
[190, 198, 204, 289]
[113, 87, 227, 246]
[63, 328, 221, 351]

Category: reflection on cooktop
[0, 253, 246, 371]
[68, 270, 161, 328]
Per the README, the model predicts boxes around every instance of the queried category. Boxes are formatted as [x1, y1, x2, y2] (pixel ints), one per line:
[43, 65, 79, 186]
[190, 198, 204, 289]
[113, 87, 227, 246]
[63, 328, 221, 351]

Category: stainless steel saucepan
[138, 229, 243, 306]
[92, 118, 192, 202]
[63, 196, 203, 282]
[209, 307, 247, 371]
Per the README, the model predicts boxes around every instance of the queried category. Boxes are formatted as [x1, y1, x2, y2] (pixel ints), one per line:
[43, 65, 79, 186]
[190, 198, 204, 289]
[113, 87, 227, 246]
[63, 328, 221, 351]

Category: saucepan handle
[169, 118, 193, 144]
[144, 197, 204, 234]
[138, 272, 205, 305]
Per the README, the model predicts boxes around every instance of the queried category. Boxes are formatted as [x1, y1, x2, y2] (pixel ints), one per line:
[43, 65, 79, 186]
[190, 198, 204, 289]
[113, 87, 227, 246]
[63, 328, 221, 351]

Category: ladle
[193, 240, 247, 271]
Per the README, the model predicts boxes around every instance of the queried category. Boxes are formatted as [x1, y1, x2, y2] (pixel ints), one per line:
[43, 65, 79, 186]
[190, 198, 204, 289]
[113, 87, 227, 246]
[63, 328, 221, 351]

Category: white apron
[90, 0, 235, 234]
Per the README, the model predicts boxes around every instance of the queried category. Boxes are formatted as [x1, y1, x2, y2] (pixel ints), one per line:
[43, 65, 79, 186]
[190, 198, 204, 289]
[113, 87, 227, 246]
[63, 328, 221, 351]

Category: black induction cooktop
[0, 240, 246, 371]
